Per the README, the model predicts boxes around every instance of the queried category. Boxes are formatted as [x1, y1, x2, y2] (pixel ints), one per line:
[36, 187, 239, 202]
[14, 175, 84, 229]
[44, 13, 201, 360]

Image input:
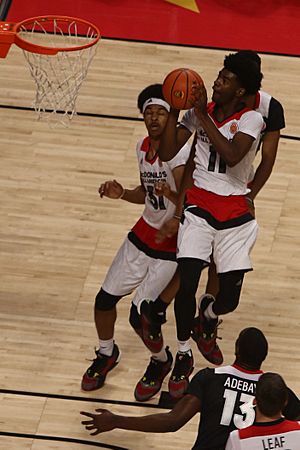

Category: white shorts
[177, 211, 258, 273]
[102, 237, 177, 310]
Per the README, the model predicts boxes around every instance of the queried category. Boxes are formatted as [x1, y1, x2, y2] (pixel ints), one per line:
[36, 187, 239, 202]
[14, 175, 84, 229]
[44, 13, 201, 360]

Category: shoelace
[204, 319, 223, 339]
[143, 358, 165, 382]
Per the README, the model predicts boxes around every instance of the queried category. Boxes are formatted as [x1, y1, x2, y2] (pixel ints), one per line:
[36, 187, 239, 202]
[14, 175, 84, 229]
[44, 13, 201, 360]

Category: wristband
[173, 214, 181, 221]
[246, 196, 254, 205]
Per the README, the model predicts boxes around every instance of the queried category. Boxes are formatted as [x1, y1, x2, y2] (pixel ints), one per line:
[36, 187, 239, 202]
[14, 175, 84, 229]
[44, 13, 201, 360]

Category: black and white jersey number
[220, 389, 255, 429]
[208, 145, 226, 173]
[147, 185, 166, 210]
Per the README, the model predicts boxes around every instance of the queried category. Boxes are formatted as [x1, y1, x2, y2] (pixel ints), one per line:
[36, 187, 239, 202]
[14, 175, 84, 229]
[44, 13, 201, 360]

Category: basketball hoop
[0, 16, 101, 126]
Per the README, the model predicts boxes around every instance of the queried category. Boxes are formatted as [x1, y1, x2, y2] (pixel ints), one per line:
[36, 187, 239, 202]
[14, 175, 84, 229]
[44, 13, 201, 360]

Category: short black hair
[224, 53, 263, 95]
[256, 372, 288, 416]
[137, 84, 165, 113]
[236, 327, 268, 368]
[236, 50, 261, 71]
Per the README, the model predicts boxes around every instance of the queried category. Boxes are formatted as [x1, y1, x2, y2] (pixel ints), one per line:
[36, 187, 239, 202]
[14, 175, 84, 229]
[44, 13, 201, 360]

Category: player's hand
[154, 181, 171, 198]
[98, 179, 124, 199]
[155, 217, 180, 243]
[81, 409, 117, 435]
[191, 83, 208, 116]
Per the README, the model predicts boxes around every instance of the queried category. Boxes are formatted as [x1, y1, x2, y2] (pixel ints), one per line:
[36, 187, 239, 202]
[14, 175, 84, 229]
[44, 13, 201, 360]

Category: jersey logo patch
[230, 121, 238, 134]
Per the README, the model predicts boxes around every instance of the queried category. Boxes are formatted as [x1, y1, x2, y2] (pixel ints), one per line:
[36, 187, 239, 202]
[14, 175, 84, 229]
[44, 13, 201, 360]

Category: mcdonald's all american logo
[230, 121, 238, 135]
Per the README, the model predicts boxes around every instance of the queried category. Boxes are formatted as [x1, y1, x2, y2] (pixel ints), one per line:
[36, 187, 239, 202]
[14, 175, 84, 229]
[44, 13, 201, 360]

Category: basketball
[162, 68, 203, 110]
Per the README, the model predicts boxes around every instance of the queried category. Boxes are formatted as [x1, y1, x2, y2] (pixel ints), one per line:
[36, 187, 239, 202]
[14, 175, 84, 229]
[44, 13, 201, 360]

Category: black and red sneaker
[140, 299, 166, 353]
[134, 347, 173, 402]
[81, 344, 121, 391]
[191, 294, 223, 365]
[168, 351, 194, 399]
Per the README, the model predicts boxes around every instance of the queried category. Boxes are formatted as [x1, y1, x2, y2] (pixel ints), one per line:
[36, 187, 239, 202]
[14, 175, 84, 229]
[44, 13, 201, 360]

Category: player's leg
[168, 257, 207, 398]
[138, 268, 180, 351]
[205, 258, 219, 298]
[132, 258, 177, 401]
[192, 219, 258, 365]
[168, 211, 212, 398]
[81, 238, 149, 391]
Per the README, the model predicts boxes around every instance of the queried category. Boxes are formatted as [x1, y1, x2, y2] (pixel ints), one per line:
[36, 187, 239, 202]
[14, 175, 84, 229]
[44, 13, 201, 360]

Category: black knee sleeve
[214, 270, 245, 315]
[95, 288, 122, 311]
[129, 303, 141, 330]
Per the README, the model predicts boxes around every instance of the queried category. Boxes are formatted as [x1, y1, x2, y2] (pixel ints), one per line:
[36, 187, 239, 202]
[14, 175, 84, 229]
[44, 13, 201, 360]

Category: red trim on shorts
[131, 217, 177, 253]
[186, 185, 250, 222]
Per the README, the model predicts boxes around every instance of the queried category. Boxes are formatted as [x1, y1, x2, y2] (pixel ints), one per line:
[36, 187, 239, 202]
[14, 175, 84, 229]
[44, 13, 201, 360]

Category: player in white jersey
[138, 52, 286, 374]
[226, 372, 300, 450]
[81, 328, 300, 450]
[204, 50, 285, 299]
[81, 84, 190, 400]
[156, 52, 265, 398]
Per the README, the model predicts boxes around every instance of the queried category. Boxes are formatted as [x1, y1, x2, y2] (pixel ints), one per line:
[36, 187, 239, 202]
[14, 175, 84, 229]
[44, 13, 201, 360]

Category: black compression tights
[213, 270, 245, 315]
[175, 259, 246, 341]
[175, 258, 206, 341]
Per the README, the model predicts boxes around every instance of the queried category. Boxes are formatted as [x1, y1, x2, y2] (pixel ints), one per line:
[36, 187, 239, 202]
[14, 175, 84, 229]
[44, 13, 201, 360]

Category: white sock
[204, 302, 218, 320]
[99, 338, 114, 357]
[152, 347, 168, 362]
[177, 340, 192, 354]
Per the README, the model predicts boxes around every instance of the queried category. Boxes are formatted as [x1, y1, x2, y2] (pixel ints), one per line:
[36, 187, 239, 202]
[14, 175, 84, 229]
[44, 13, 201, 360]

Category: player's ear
[236, 87, 246, 98]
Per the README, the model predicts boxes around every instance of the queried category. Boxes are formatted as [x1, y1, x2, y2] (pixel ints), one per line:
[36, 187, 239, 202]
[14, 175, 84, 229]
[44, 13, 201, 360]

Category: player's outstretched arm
[98, 179, 146, 204]
[81, 394, 201, 435]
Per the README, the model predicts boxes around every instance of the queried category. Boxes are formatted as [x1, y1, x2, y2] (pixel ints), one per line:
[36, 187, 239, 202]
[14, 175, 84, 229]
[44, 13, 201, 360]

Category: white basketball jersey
[226, 420, 300, 450]
[136, 136, 190, 229]
[181, 104, 264, 195]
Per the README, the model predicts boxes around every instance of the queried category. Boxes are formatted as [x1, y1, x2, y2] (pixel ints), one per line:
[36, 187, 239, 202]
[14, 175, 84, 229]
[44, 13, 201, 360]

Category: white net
[18, 18, 100, 127]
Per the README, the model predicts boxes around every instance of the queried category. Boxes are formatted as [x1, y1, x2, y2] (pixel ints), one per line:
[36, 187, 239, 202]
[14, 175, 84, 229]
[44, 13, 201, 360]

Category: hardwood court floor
[0, 39, 299, 449]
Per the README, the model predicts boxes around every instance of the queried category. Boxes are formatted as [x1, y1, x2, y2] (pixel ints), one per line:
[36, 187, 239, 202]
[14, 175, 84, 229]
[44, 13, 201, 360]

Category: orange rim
[0, 15, 101, 56]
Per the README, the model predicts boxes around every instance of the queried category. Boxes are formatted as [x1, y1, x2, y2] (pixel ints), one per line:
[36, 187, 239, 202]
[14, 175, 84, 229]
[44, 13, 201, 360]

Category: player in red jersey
[225, 372, 300, 450]
[81, 328, 300, 450]
[81, 84, 190, 400]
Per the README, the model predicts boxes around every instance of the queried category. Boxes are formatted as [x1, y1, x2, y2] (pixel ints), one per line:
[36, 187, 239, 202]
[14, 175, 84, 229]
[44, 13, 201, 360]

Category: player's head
[212, 52, 263, 104]
[236, 50, 261, 71]
[235, 327, 268, 369]
[255, 372, 288, 417]
[223, 52, 263, 95]
[137, 84, 170, 139]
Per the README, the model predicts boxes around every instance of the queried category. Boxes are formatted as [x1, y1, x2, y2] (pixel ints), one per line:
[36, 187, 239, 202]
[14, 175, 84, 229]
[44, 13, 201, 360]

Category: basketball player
[155, 52, 265, 398]
[201, 49, 286, 299]
[81, 328, 300, 450]
[140, 50, 286, 374]
[225, 372, 300, 450]
[81, 84, 190, 402]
